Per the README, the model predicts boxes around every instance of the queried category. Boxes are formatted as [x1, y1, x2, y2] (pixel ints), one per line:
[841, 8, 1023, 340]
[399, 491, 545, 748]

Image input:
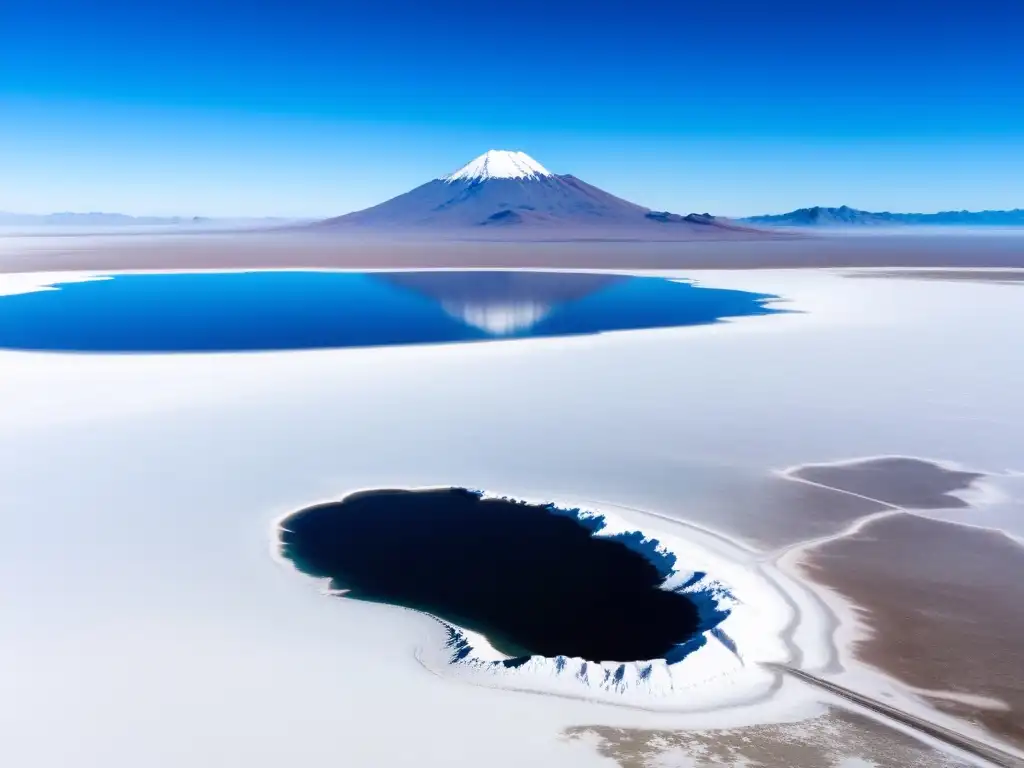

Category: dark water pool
[279, 488, 717, 664]
[0, 270, 783, 353]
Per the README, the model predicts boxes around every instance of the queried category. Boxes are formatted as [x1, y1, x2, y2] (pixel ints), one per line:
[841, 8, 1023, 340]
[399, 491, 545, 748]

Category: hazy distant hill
[743, 205, 1024, 227]
[0, 212, 198, 226]
[0, 212, 293, 227]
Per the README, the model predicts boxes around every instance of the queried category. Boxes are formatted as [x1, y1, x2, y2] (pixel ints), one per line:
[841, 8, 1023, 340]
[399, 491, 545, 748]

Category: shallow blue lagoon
[0, 270, 784, 353]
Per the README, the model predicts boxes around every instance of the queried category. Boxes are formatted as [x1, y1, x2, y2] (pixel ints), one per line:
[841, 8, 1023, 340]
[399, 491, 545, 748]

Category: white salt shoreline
[269, 485, 831, 716]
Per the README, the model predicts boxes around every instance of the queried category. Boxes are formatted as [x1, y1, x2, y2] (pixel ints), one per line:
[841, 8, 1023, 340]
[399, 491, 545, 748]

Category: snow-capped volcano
[316, 150, 767, 238]
[441, 150, 552, 183]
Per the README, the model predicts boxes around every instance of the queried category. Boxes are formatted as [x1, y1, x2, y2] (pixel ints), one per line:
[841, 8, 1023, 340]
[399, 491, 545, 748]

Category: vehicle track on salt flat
[768, 664, 1024, 768]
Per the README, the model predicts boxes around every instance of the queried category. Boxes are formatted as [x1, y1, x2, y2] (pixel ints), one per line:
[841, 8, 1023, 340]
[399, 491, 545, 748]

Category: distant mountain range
[0, 212, 293, 227]
[15, 196, 1018, 235]
[315, 150, 767, 239]
[742, 205, 1024, 227]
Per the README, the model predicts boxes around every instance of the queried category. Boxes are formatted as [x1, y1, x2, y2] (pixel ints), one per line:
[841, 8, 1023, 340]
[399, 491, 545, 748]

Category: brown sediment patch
[848, 269, 1024, 285]
[788, 456, 984, 509]
[710, 473, 889, 550]
[564, 707, 972, 767]
[802, 513, 1024, 751]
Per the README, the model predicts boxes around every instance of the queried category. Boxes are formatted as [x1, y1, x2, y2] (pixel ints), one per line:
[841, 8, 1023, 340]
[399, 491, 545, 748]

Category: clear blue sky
[2, 0, 1022, 217]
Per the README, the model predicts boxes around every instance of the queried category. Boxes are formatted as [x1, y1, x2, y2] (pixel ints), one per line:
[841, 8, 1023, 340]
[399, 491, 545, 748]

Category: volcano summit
[315, 150, 766, 238]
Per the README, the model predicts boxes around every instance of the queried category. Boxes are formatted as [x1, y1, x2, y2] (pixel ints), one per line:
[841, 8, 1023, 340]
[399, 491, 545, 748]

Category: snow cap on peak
[441, 150, 552, 183]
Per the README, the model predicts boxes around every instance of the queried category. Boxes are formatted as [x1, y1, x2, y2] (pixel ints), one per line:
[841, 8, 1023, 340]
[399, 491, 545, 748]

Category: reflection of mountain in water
[442, 301, 550, 335]
[0, 270, 783, 353]
[377, 272, 625, 336]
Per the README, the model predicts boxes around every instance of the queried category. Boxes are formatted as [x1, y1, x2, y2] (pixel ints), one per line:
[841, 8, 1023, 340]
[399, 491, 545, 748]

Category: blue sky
[2, 0, 1022, 217]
